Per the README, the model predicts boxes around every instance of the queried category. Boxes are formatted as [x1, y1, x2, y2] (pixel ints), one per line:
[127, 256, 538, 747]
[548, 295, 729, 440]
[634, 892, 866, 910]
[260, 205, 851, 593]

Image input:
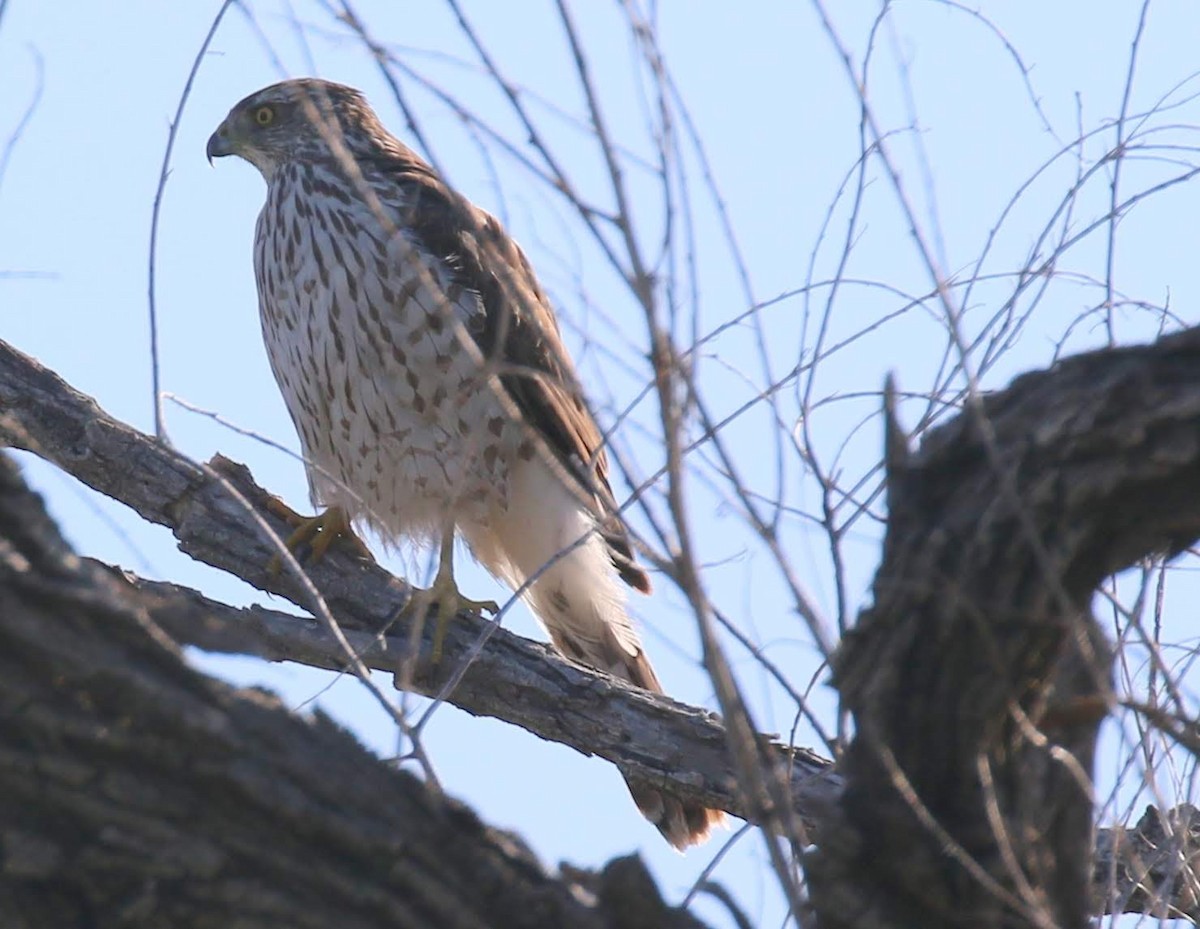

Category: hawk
[207, 78, 723, 849]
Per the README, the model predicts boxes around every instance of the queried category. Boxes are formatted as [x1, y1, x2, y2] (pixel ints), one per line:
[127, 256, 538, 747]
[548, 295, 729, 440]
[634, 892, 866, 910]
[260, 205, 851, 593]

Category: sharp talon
[417, 580, 498, 664]
[308, 522, 339, 563]
[406, 529, 495, 663]
[431, 594, 498, 661]
[263, 501, 373, 578]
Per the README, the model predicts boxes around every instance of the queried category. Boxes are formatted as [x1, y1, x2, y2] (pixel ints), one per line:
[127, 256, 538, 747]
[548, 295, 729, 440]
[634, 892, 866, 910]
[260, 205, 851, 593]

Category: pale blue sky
[3, 2, 1198, 926]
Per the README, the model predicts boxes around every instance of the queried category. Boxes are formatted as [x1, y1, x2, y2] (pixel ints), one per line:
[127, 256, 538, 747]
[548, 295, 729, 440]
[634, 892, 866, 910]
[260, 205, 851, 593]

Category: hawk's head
[207, 78, 389, 180]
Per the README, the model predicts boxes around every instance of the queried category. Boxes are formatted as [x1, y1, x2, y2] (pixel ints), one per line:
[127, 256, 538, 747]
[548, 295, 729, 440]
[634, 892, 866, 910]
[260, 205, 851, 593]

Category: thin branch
[147, 0, 236, 441]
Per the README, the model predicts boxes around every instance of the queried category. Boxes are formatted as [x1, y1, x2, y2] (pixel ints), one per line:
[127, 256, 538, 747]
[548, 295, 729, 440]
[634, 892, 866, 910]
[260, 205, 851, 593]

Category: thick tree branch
[0, 451, 712, 928]
[0, 337, 836, 832]
[807, 329, 1200, 927]
[2, 335, 1199, 920]
[100, 550, 1200, 917]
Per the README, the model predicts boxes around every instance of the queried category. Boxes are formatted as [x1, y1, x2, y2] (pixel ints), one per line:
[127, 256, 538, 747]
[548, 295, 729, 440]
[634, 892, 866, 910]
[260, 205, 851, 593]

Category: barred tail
[463, 456, 725, 849]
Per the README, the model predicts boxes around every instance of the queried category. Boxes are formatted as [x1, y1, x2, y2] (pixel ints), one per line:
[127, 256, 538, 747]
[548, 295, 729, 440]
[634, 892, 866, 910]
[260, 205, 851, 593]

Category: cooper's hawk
[207, 78, 723, 849]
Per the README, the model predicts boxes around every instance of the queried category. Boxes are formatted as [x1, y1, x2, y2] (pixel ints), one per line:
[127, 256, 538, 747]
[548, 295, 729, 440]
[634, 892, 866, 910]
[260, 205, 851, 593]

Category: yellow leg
[416, 532, 498, 662]
[266, 500, 374, 574]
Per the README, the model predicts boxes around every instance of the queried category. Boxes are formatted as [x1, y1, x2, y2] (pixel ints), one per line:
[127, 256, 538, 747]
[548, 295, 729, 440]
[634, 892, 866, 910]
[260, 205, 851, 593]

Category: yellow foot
[411, 567, 498, 663]
[266, 500, 374, 575]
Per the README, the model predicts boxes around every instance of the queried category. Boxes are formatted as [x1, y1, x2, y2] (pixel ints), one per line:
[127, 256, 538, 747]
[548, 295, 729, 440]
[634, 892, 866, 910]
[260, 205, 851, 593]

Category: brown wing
[372, 148, 650, 593]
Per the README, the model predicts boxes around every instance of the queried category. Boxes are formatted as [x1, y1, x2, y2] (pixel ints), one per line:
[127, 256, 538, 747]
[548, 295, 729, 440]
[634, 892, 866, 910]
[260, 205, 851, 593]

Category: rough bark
[1096, 803, 1200, 918]
[2, 334, 1200, 923]
[806, 330, 1200, 927]
[0, 337, 838, 833]
[0, 451, 716, 929]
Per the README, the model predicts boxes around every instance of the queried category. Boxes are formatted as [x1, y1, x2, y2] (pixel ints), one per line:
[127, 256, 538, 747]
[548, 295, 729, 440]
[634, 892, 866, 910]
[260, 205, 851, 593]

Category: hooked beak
[206, 121, 236, 165]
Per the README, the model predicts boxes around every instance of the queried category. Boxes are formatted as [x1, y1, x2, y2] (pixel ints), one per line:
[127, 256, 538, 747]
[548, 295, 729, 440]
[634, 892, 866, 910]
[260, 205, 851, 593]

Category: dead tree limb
[2, 335, 1199, 921]
[0, 337, 836, 832]
[807, 331, 1200, 927]
[0, 451, 717, 928]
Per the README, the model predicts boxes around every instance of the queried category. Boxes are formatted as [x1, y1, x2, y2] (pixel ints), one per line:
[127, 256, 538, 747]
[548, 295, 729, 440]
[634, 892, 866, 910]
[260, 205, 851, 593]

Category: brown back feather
[341, 123, 650, 593]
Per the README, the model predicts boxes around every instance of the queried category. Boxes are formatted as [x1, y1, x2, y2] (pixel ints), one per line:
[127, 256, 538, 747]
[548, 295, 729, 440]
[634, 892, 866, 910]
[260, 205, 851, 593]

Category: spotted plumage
[208, 78, 723, 849]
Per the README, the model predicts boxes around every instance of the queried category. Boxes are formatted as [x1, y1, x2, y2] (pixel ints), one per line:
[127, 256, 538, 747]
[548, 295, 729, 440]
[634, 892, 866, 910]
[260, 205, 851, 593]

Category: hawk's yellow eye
[254, 106, 275, 126]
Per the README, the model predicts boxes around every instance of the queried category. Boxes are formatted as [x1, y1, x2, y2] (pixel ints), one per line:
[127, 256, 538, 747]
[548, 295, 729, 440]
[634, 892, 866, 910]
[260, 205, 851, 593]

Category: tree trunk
[808, 331, 1200, 927]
